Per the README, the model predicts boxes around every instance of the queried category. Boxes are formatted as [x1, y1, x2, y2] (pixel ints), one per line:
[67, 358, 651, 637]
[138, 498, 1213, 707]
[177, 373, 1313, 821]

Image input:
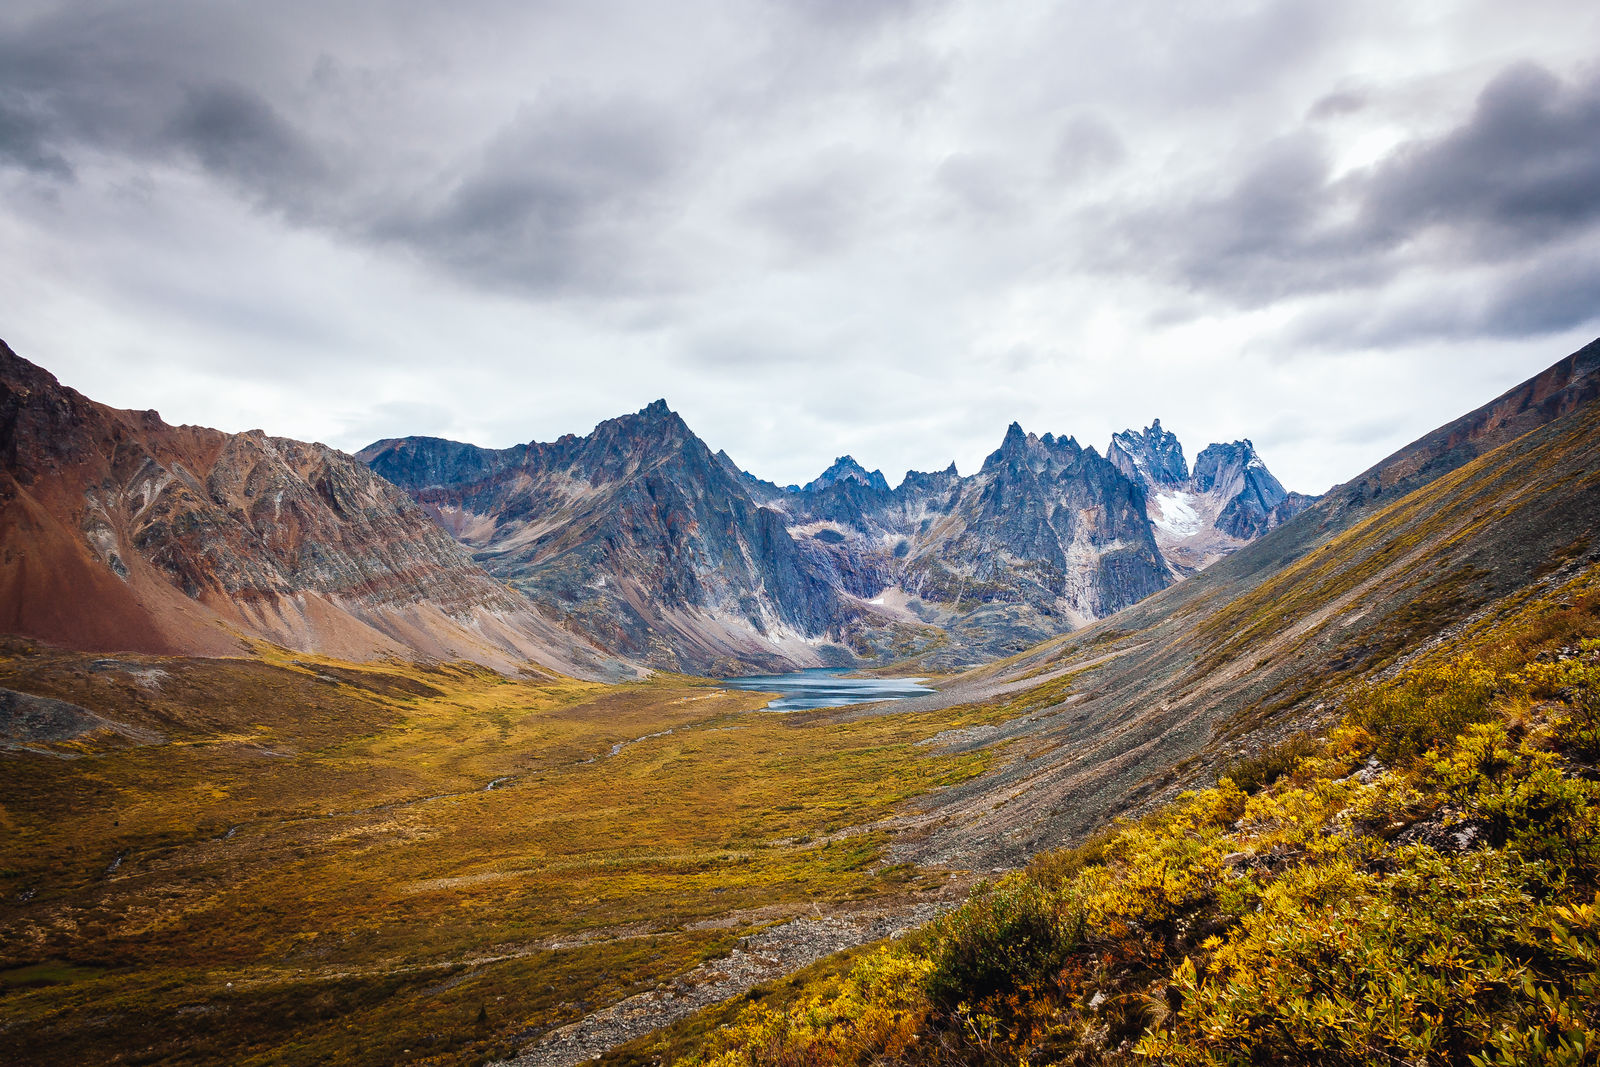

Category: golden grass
[0, 646, 1019, 1065]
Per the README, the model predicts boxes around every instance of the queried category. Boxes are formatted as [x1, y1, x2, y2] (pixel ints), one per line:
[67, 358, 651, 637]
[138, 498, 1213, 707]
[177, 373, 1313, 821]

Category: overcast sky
[3, 1, 1598, 493]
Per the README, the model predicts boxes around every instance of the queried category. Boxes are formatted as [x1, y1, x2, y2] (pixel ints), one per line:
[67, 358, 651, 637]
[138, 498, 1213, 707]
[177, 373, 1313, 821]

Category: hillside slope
[0, 342, 625, 679]
[889, 336, 1600, 867]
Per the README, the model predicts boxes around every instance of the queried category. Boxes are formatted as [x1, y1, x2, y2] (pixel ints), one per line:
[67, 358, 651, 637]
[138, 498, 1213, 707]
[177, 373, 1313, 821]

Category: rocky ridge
[0, 341, 624, 678]
[364, 406, 1310, 672]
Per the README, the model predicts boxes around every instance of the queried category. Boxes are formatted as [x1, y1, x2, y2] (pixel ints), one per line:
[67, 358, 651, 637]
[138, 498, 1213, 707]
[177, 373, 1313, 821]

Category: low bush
[923, 875, 1082, 1011]
[1219, 733, 1322, 794]
[675, 610, 1600, 1067]
[1349, 653, 1500, 764]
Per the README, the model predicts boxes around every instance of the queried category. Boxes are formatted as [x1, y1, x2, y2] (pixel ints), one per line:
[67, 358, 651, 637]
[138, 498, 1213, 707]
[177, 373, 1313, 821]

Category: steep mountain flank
[899, 424, 1169, 623]
[362, 403, 866, 674]
[890, 336, 1600, 868]
[0, 341, 621, 678]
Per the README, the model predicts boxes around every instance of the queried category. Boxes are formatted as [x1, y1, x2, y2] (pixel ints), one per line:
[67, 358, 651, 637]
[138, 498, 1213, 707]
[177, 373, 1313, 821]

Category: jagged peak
[603, 397, 690, 439]
[1192, 439, 1285, 500]
[1109, 417, 1188, 487]
[803, 455, 890, 494]
[900, 461, 962, 488]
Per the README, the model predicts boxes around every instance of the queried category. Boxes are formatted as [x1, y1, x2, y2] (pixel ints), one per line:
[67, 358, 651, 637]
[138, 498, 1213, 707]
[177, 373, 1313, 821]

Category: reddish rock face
[0, 341, 621, 678]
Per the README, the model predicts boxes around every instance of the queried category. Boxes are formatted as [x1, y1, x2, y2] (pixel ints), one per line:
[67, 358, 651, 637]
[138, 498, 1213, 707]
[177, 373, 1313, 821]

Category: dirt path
[493, 900, 948, 1067]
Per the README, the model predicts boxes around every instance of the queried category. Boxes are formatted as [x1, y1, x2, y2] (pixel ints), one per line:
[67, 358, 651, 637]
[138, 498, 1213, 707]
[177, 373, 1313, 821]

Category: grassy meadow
[0, 646, 1014, 1065]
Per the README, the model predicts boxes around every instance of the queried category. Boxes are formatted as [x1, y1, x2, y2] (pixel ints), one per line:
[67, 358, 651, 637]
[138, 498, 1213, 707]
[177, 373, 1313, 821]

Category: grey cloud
[782, 0, 937, 30]
[0, 95, 71, 176]
[0, 5, 231, 155]
[1052, 115, 1124, 180]
[936, 151, 1019, 219]
[1481, 246, 1600, 338]
[166, 82, 325, 202]
[1289, 241, 1600, 350]
[1028, 0, 1343, 116]
[1106, 61, 1600, 336]
[5, 0, 1600, 498]
[1361, 62, 1600, 253]
[744, 155, 886, 257]
[370, 95, 688, 294]
[1116, 132, 1378, 305]
[1308, 89, 1366, 120]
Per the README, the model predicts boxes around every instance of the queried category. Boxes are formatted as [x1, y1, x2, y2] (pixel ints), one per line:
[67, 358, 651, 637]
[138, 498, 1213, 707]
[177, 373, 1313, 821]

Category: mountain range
[360, 407, 1312, 673]
[0, 335, 1318, 676]
[4, 331, 1598, 1067]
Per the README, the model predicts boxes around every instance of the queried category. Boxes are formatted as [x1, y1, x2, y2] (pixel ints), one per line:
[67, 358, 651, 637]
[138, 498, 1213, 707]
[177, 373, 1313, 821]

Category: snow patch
[1151, 491, 1202, 537]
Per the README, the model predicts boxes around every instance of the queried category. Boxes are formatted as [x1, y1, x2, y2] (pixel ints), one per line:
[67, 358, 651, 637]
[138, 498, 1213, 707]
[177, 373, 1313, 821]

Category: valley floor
[0, 644, 1023, 1065]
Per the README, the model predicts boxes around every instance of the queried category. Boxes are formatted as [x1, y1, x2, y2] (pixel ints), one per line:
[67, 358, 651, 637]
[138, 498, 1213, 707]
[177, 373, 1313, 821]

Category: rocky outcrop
[1108, 419, 1188, 488]
[898, 425, 1169, 623]
[0, 686, 162, 748]
[1110, 423, 1316, 574]
[0, 341, 623, 678]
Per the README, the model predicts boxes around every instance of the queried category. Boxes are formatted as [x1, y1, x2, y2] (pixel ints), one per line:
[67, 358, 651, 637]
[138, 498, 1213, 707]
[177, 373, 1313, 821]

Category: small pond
[717, 668, 935, 712]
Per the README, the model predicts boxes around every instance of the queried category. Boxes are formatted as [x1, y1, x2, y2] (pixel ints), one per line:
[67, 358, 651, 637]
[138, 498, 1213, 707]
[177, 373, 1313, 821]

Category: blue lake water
[717, 668, 935, 712]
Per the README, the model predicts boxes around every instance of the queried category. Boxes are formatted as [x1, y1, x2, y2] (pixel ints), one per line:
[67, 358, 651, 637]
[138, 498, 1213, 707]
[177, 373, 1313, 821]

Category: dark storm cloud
[1109, 132, 1377, 305]
[369, 94, 690, 294]
[1108, 61, 1600, 340]
[166, 82, 326, 201]
[1482, 246, 1600, 338]
[0, 4, 702, 298]
[0, 95, 71, 176]
[0, 4, 231, 161]
[1360, 62, 1600, 254]
[1287, 241, 1600, 350]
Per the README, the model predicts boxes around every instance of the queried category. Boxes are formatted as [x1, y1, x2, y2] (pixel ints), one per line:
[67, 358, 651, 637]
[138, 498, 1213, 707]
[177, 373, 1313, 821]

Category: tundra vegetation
[639, 567, 1600, 1066]
[0, 646, 1006, 1065]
